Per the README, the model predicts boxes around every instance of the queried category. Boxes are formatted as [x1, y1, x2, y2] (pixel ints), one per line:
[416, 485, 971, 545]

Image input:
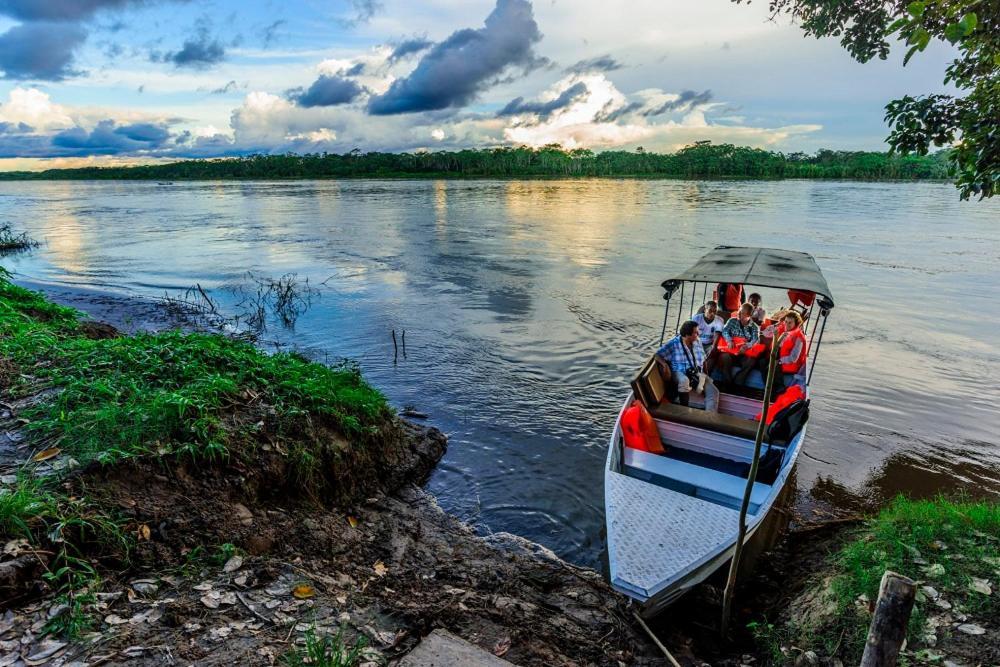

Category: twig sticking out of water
[0, 224, 39, 252]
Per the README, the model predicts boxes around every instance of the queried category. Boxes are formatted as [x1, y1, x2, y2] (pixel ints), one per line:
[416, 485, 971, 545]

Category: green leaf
[886, 17, 910, 34]
[903, 44, 921, 66]
[959, 12, 978, 35]
[907, 1, 926, 18]
[944, 22, 964, 43]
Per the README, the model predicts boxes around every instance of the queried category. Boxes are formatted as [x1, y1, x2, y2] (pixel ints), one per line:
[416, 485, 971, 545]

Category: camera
[684, 367, 700, 388]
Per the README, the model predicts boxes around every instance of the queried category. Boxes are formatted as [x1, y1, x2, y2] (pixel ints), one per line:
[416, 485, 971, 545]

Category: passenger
[775, 310, 808, 392]
[655, 320, 720, 412]
[718, 303, 761, 385]
[714, 282, 744, 320]
[692, 300, 725, 354]
[748, 292, 766, 325]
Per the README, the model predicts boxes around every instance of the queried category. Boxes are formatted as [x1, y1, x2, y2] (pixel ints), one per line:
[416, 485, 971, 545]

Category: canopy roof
[666, 246, 834, 307]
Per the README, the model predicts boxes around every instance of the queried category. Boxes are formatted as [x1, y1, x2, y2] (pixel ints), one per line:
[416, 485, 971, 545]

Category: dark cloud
[344, 62, 366, 76]
[564, 54, 623, 74]
[154, 20, 225, 69]
[261, 19, 285, 47]
[593, 99, 643, 123]
[46, 119, 172, 156]
[498, 81, 588, 119]
[0, 0, 147, 22]
[0, 22, 86, 80]
[388, 37, 432, 62]
[340, 0, 382, 27]
[643, 89, 713, 116]
[368, 0, 544, 115]
[288, 74, 364, 107]
[0, 121, 32, 133]
[211, 80, 239, 95]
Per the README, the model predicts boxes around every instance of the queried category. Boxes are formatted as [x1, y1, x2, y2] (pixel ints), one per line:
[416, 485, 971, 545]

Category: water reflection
[2, 179, 999, 568]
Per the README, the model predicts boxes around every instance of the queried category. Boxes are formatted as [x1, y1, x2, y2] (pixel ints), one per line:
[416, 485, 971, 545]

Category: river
[3, 179, 998, 568]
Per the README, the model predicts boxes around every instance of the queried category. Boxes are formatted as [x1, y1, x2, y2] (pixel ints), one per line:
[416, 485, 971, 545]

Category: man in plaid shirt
[655, 320, 720, 412]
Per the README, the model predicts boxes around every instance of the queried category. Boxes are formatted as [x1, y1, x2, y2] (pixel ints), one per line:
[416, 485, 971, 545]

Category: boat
[604, 246, 835, 617]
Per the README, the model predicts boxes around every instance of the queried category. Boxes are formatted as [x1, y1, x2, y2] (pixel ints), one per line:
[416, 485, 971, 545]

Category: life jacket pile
[716, 335, 766, 359]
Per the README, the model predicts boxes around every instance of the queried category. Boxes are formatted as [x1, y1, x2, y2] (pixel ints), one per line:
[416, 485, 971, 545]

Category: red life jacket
[754, 384, 805, 423]
[621, 401, 665, 454]
[779, 327, 807, 374]
[716, 283, 744, 312]
[788, 289, 815, 308]
[716, 335, 766, 358]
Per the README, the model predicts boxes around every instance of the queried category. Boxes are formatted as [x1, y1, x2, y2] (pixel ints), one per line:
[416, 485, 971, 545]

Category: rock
[201, 593, 221, 609]
[943, 661, 968, 667]
[921, 585, 940, 600]
[934, 598, 952, 610]
[131, 580, 158, 597]
[25, 639, 66, 662]
[955, 623, 985, 635]
[104, 614, 128, 625]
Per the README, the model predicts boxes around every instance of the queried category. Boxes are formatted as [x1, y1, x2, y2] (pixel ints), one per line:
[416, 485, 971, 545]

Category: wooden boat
[604, 246, 835, 617]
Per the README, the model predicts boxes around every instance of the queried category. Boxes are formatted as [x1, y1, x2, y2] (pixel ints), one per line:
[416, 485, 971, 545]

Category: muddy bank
[0, 280, 660, 666]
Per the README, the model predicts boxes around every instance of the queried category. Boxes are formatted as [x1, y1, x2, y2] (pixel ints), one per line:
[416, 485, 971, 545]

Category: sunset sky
[0, 0, 958, 169]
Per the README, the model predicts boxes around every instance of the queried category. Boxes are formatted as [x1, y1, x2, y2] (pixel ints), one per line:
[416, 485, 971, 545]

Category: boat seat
[623, 447, 770, 512]
[631, 354, 766, 441]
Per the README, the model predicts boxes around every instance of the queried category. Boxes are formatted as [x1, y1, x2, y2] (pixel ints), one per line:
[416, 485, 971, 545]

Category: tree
[736, 0, 998, 199]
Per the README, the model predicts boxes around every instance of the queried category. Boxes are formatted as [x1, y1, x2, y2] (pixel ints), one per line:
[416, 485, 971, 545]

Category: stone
[921, 585, 940, 600]
[955, 623, 985, 635]
[396, 629, 512, 667]
[969, 578, 992, 595]
[233, 503, 254, 526]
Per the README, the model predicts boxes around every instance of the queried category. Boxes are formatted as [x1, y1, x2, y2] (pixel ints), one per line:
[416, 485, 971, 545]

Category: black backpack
[766, 398, 810, 446]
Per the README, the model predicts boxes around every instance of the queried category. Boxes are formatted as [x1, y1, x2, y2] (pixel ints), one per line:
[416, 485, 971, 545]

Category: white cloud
[0, 88, 74, 131]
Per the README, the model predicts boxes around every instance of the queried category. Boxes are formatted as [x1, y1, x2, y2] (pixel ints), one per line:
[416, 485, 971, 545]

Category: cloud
[0, 0, 148, 22]
[388, 37, 433, 62]
[340, 0, 382, 27]
[288, 74, 365, 107]
[564, 54, 623, 74]
[155, 20, 226, 69]
[0, 22, 87, 80]
[260, 19, 285, 47]
[368, 0, 544, 115]
[498, 81, 589, 120]
[49, 119, 170, 157]
[643, 89, 713, 116]
[211, 80, 240, 95]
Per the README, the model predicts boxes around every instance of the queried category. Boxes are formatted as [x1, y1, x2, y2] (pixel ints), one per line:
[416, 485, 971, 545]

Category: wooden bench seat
[631, 354, 766, 442]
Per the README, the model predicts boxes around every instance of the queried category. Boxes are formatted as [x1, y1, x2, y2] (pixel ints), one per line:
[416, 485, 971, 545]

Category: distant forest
[0, 142, 951, 181]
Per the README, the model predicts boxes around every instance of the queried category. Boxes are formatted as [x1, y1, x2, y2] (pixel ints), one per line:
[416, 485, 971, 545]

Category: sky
[0, 0, 959, 170]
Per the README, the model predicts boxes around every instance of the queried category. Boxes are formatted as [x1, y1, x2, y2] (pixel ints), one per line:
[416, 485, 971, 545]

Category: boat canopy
[664, 246, 834, 308]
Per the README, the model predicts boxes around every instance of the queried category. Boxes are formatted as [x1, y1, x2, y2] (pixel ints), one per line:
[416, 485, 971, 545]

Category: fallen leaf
[373, 560, 387, 578]
[137, 524, 151, 541]
[201, 594, 221, 609]
[970, 578, 992, 595]
[104, 614, 128, 625]
[292, 584, 315, 600]
[923, 563, 946, 578]
[24, 639, 66, 664]
[222, 555, 243, 573]
[31, 447, 60, 462]
[493, 636, 511, 657]
[347, 516, 359, 528]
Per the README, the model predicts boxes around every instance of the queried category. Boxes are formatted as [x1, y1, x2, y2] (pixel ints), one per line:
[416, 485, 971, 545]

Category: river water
[3, 179, 998, 568]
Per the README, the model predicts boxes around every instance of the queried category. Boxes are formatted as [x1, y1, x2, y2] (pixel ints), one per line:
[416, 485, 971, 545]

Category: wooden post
[860, 571, 916, 667]
[720, 334, 784, 637]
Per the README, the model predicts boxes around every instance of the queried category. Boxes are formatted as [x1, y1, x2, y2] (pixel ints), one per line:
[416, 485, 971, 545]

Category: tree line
[0, 143, 952, 181]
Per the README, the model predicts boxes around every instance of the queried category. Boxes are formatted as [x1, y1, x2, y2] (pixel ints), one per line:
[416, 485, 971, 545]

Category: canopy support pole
[659, 300, 670, 345]
[720, 333, 783, 638]
[659, 280, 682, 345]
[674, 282, 685, 334]
[808, 308, 830, 384]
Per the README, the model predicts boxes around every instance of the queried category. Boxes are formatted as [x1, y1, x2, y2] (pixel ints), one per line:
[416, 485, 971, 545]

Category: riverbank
[1, 270, 996, 666]
[0, 272, 658, 665]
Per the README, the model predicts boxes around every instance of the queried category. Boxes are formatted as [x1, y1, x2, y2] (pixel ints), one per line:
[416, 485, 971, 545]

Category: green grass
[282, 628, 368, 667]
[751, 496, 1000, 664]
[0, 268, 392, 637]
[0, 272, 389, 474]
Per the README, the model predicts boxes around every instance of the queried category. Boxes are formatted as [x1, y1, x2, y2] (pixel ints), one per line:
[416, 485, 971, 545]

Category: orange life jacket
[779, 327, 807, 374]
[716, 335, 766, 358]
[754, 384, 805, 423]
[716, 283, 744, 312]
[621, 401, 665, 454]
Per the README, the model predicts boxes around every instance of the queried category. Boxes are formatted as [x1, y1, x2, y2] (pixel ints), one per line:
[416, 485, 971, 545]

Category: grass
[0, 268, 392, 637]
[0, 224, 38, 252]
[750, 495, 1000, 664]
[0, 271, 389, 475]
[282, 628, 368, 667]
